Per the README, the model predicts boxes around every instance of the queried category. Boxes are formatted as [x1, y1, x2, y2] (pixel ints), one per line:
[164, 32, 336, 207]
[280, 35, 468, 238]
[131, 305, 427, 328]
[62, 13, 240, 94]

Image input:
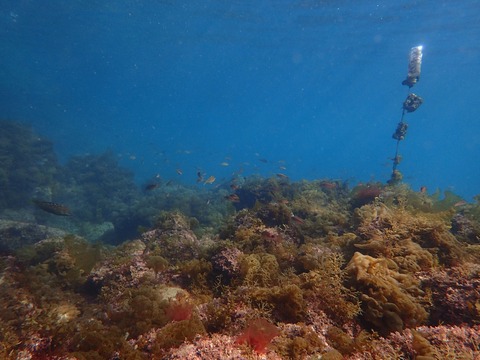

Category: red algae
[165, 294, 194, 322]
[235, 318, 280, 353]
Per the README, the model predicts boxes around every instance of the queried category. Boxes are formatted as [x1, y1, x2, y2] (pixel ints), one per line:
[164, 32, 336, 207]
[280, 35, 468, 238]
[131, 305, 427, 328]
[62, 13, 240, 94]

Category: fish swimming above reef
[204, 176, 216, 184]
[32, 200, 71, 216]
[225, 193, 240, 202]
[144, 183, 160, 191]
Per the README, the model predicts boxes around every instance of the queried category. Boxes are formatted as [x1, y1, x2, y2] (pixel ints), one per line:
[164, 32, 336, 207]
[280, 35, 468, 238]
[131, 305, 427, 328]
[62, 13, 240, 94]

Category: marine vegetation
[0, 126, 479, 358]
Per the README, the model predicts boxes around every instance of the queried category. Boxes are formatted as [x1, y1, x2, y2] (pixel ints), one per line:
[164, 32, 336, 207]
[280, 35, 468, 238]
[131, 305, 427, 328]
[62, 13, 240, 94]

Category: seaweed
[248, 284, 306, 323]
[1, 146, 479, 359]
[346, 252, 428, 335]
[152, 314, 206, 353]
[235, 318, 280, 353]
[299, 248, 361, 323]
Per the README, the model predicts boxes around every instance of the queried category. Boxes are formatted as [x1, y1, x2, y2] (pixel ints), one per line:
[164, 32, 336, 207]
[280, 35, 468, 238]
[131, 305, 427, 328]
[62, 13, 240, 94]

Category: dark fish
[145, 183, 159, 191]
[225, 194, 240, 202]
[33, 200, 71, 216]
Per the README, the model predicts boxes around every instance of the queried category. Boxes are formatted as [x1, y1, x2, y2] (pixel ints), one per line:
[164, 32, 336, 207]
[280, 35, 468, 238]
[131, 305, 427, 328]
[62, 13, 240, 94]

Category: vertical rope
[388, 46, 424, 185]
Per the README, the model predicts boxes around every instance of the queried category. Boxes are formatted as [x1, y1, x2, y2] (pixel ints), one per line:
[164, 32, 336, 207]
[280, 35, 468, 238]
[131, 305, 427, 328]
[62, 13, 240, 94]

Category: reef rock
[0, 219, 67, 253]
[142, 212, 200, 263]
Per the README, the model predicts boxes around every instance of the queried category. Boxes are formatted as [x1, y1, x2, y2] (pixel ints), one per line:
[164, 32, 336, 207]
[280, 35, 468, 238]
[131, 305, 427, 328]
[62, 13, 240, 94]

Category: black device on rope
[388, 46, 424, 185]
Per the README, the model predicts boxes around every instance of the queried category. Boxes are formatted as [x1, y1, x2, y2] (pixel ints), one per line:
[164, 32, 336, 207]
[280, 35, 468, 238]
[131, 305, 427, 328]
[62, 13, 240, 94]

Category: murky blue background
[1, 1, 479, 199]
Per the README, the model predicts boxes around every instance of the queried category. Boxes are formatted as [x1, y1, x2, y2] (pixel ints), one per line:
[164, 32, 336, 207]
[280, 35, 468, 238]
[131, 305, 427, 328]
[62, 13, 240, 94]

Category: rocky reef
[0, 120, 59, 210]
[0, 121, 232, 245]
[0, 170, 479, 359]
[1, 120, 479, 359]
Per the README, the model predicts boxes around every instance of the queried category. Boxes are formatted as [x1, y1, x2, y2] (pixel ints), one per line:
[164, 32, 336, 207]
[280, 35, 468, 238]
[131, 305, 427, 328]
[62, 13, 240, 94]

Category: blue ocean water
[1, 1, 479, 199]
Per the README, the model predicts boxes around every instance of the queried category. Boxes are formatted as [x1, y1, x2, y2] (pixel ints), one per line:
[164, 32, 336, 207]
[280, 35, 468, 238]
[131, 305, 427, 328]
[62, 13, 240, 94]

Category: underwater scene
[1, 1, 479, 359]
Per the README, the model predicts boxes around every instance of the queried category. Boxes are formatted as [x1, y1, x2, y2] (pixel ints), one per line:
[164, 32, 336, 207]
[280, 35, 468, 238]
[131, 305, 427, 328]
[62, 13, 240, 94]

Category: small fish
[225, 194, 240, 202]
[176, 169, 183, 175]
[276, 173, 288, 179]
[258, 158, 268, 163]
[420, 186, 427, 193]
[196, 171, 204, 183]
[145, 183, 159, 191]
[454, 200, 467, 207]
[279, 166, 287, 170]
[33, 200, 71, 216]
[220, 162, 229, 167]
[291, 214, 304, 224]
[320, 181, 337, 190]
[204, 175, 216, 184]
